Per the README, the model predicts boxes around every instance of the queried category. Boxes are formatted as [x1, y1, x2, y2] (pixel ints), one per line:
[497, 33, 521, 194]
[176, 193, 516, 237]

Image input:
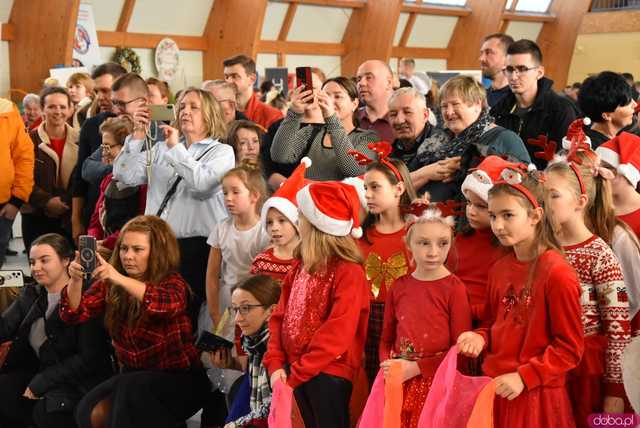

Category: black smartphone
[195, 330, 234, 352]
[296, 66, 313, 91]
[78, 235, 97, 277]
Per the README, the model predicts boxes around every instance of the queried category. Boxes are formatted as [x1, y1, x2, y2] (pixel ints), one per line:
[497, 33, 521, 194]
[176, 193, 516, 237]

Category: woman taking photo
[270, 76, 378, 181]
[60, 215, 209, 428]
[0, 234, 112, 428]
[113, 88, 235, 321]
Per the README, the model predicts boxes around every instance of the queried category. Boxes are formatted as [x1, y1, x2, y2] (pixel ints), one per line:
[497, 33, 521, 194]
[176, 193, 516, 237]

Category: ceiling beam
[537, 0, 591, 90]
[447, 0, 507, 70]
[398, 13, 417, 48]
[277, 3, 298, 66]
[391, 46, 450, 59]
[341, 0, 403, 76]
[116, 0, 136, 32]
[97, 31, 207, 50]
[258, 40, 346, 56]
[271, 0, 366, 8]
[1, 23, 14, 41]
[502, 11, 556, 22]
[401, 5, 471, 16]
[8, 0, 80, 102]
[202, 0, 268, 80]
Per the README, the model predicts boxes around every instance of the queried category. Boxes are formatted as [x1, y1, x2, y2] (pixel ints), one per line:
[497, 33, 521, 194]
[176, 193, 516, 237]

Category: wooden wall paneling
[8, 0, 80, 102]
[447, 0, 508, 70]
[97, 31, 208, 50]
[277, 3, 298, 66]
[579, 9, 640, 33]
[202, 0, 268, 80]
[116, 0, 136, 32]
[341, 0, 403, 76]
[537, 0, 591, 89]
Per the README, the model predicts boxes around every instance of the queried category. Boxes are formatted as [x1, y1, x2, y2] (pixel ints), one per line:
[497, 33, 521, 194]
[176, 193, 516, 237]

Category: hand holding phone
[148, 104, 176, 122]
[78, 235, 97, 278]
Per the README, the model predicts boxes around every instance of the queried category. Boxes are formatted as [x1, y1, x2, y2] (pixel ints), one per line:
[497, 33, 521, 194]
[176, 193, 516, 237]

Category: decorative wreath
[113, 47, 141, 74]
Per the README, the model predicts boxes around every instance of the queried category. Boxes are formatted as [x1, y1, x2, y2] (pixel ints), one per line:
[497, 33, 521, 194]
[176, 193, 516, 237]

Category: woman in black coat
[0, 233, 113, 428]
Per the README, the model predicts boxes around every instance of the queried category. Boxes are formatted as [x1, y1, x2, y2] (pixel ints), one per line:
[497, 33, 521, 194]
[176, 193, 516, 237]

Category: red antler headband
[348, 141, 403, 182]
[496, 165, 541, 209]
[403, 199, 464, 229]
[530, 134, 587, 195]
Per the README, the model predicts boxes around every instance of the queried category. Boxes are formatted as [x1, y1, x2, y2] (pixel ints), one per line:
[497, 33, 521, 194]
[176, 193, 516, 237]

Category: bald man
[356, 60, 395, 142]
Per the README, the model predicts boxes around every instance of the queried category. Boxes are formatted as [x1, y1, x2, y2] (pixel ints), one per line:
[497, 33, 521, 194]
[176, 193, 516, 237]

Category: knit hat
[296, 181, 363, 238]
[342, 175, 367, 212]
[595, 132, 640, 187]
[260, 157, 311, 229]
[562, 117, 591, 150]
[461, 155, 523, 202]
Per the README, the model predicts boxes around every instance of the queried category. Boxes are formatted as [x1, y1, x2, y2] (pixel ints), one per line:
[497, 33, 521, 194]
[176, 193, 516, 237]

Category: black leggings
[75, 368, 210, 428]
[177, 237, 209, 324]
[0, 371, 76, 428]
[294, 373, 352, 428]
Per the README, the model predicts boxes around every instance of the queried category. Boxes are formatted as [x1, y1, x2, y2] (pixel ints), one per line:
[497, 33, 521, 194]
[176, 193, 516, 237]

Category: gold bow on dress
[365, 252, 408, 299]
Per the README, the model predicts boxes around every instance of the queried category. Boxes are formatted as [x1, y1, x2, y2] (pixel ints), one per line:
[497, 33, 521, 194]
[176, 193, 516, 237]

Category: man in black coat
[490, 39, 576, 169]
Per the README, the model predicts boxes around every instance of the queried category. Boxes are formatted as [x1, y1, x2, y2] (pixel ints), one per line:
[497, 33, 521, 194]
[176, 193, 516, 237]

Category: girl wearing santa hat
[250, 158, 310, 282]
[448, 155, 512, 322]
[457, 166, 583, 428]
[543, 134, 631, 425]
[378, 201, 471, 427]
[348, 142, 417, 387]
[263, 181, 369, 428]
[597, 132, 640, 340]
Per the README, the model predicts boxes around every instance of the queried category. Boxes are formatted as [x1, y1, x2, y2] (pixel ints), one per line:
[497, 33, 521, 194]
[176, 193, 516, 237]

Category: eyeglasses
[230, 304, 264, 316]
[111, 97, 145, 110]
[502, 65, 539, 76]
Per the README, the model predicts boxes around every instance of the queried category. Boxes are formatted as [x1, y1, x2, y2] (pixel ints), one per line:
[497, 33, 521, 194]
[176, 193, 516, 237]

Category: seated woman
[410, 76, 531, 201]
[270, 75, 378, 181]
[209, 275, 280, 428]
[60, 215, 210, 428]
[0, 233, 112, 428]
[87, 117, 146, 260]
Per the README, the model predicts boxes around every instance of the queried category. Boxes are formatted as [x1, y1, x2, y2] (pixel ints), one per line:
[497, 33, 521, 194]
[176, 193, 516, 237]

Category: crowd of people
[0, 31, 639, 428]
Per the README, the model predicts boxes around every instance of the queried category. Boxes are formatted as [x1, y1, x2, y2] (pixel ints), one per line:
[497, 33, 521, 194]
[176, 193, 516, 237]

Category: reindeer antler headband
[348, 142, 403, 182]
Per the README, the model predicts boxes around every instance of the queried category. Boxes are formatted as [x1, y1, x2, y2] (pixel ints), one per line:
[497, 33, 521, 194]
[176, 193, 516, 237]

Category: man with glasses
[490, 39, 576, 169]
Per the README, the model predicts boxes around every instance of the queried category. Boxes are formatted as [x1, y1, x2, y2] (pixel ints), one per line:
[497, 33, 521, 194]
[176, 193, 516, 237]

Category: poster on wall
[72, 2, 102, 71]
[265, 67, 289, 96]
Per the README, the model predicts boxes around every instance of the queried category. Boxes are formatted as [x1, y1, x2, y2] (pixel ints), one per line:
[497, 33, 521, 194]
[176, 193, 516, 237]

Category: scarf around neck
[241, 323, 271, 411]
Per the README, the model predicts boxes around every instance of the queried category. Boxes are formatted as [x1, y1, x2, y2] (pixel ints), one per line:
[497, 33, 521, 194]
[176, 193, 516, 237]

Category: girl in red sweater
[458, 167, 584, 428]
[264, 181, 369, 428]
[379, 201, 471, 427]
[349, 142, 417, 386]
[545, 147, 631, 425]
[449, 155, 511, 322]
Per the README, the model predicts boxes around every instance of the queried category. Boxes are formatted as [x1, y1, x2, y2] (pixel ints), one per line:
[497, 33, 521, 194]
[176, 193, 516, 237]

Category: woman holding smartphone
[60, 215, 209, 428]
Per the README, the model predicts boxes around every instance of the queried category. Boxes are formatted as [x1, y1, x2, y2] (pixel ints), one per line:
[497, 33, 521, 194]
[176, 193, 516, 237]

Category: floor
[3, 214, 29, 274]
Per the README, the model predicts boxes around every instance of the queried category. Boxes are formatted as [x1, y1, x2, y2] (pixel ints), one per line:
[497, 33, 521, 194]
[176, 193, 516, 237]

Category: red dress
[446, 228, 505, 321]
[358, 226, 413, 385]
[477, 250, 584, 428]
[563, 236, 631, 428]
[250, 247, 296, 283]
[379, 274, 471, 428]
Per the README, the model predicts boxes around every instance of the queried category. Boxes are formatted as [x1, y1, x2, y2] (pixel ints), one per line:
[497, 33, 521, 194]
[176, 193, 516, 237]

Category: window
[506, 0, 552, 13]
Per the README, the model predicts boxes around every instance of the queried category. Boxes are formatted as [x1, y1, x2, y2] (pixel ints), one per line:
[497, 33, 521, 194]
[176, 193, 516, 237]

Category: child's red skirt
[494, 385, 576, 428]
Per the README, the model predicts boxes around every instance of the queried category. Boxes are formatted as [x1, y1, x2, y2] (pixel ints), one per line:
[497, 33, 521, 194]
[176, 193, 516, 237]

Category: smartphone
[78, 235, 97, 277]
[148, 104, 176, 122]
[296, 67, 313, 91]
[195, 330, 234, 352]
[0, 270, 24, 287]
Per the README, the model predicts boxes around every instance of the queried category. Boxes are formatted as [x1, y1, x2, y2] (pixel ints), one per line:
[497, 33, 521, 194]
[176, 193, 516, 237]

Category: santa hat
[342, 175, 367, 212]
[296, 181, 363, 238]
[595, 132, 640, 187]
[562, 118, 591, 150]
[260, 157, 311, 229]
[461, 156, 523, 202]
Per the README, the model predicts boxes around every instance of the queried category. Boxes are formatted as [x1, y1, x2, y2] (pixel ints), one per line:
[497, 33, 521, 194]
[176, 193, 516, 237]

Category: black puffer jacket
[490, 77, 576, 169]
[0, 284, 113, 409]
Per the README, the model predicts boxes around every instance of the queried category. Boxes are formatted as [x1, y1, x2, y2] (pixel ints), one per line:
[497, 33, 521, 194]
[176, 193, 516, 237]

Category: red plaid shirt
[59, 273, 199, 370]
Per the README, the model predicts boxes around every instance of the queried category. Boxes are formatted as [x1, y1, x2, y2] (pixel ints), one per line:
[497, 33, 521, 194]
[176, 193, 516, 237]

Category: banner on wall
[72, 2, 102, 71]
[265, 67, 289, 97]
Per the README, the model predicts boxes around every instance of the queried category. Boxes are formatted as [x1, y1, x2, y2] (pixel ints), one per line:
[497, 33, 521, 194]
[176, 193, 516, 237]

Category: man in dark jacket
[490, 39, 576, 169]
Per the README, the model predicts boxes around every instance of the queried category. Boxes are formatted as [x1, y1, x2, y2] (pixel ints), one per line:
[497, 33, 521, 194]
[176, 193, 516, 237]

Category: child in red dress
[597, 133, 640, 338]
[263, 182, 369, 428]
[449, 155, 510, 322]
[379, 201, 471, 428]
[251, 158, 309, 282]
[458, 167, 584, 428]
[545, 145, 631, 425]
[349, 142, 417, 386]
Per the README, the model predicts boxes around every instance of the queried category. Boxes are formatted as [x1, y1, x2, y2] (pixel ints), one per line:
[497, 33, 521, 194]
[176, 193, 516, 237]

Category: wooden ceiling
[1, 0, 592, 100]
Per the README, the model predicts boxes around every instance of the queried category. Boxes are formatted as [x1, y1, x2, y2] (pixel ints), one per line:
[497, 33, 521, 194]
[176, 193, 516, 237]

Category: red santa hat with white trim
[342, 175, 367, 212]
[461, 155, 524, 203]
[595, 132, 640, 187]
[562, 117, 592, 150]
[260, 157, 311, 229]
[296, 181, 363, 238]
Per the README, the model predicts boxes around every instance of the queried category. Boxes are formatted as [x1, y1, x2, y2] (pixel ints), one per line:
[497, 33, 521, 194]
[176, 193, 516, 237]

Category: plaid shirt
[59, 273, 199, 370]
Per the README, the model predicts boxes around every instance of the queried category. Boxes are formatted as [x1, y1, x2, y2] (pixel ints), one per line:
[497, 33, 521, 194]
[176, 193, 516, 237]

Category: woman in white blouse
[113, 87, 234, 322]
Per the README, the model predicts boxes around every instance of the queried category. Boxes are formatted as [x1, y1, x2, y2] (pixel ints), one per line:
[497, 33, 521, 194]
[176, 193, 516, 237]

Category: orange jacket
[0, 98, 34, 206]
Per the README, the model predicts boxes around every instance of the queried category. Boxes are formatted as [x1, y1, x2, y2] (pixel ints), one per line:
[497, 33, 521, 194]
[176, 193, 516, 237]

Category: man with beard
[479, 33, 513, 108]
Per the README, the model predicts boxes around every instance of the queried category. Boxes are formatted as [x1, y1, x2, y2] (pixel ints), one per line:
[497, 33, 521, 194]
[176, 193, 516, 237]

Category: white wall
[504, 21, 543, 42]
[0, 0, 13, 98]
